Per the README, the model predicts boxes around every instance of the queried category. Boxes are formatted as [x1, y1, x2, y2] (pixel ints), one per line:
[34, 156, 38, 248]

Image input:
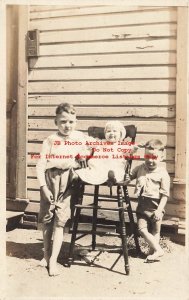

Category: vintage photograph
[4, 1, 189, 299]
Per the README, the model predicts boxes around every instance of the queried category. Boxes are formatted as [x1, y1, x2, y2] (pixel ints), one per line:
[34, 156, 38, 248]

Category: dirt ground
[5, 228, 189, 299]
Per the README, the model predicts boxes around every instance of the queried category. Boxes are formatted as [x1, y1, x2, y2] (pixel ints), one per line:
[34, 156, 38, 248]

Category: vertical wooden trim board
[16, 6, 29, 199]
[173, 7, 188, 217]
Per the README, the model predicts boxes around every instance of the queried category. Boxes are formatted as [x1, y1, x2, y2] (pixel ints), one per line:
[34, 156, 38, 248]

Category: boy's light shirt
[36, 130, 90, 186]
[130, 163, 170, 199]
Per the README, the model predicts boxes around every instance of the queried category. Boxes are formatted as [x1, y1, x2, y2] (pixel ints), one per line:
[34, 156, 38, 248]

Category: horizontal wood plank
[29, 53, 176, 69]
[28, 119, 175, 133]
[30, 6, 174, 19]
[28, 94, 176, 106]
[30, 5, 86, 12]
[29, 66, 176, 81]
[39, 39, 176, 56]
[28, 106, 176, 119]
[28, 80, 176, 93]
[29, 10, 177, 31]
[39, 24, 177, 44]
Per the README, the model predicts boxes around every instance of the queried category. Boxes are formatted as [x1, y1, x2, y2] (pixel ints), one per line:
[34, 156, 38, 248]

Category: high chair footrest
[75, 204, 98, 209]
[75, 204, 129, 211]
[98, 198, 119, 203]
[70, 229, 120, 237]
[70, 223, 119, 235]
[70, 223, 116, 232]
[71, 229, 120, 236]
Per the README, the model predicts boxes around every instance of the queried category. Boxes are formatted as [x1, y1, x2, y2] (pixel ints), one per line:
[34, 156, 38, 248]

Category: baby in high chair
[75, 121, 137, 185]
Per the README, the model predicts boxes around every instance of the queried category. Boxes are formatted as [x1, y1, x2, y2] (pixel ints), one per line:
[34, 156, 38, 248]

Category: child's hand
[130, 143, 145, 154]
[120, 173, 131, 186]
[125, 173, 131, 182]
[152, 209, 163, 222]
[79, 158, 88, 168]
[130, 145, 139, 154]
[40, 185, 54, 204]
[75, 153, 88, 168]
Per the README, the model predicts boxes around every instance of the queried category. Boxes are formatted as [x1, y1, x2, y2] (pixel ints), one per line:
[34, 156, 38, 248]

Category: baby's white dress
[75, 140, 131, 185]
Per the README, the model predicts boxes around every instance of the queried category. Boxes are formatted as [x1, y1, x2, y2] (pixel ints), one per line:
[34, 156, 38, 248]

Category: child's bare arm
[36, 138, 51, 187]
[153, 195, 168, 221]
[36, 138, 54, 203]
[40, 185, 54, 204]
[153, 171, 170, 221]
[123, 171, 136, 185]
[126, 165, 139, 182]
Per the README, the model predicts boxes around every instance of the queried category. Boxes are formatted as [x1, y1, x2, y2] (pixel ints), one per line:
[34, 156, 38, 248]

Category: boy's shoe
[146, 249, 164, 261]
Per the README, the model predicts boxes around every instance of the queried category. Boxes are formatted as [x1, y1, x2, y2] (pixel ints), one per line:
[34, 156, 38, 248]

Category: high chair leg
[117, 186, 130, 275]
[123, 186, 140, 254]
[68, 207, 81, 266]
[68, 181, 84, 266]
[92, 185, 99, 250]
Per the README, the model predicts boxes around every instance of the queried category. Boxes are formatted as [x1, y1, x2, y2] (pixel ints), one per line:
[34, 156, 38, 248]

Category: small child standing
[36, 103, 89, 276]
[126, 139, 170, 261]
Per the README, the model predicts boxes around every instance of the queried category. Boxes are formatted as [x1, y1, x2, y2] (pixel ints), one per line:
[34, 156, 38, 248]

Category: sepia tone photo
[3, 1, 189, 299]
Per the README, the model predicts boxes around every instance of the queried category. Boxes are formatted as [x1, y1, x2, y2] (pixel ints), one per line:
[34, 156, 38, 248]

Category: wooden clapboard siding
[29, 53, 176, 69]
[27, 5, 177, 218]
[39, 24, 176, 44]
[29, 9, 176, 31]
[28, 106, 176, 118]
[30, 6, 171, 18]
[38, 39, 176, 56]
[28, 119, 175, 133]
[28, 95, 176, 106]
[29, 80, 176, 93]
[29, 66, 176, 80]
[30, 5, 86, 12]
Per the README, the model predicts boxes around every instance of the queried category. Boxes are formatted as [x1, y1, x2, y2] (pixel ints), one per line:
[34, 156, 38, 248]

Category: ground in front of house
[5, 228, 189, 299]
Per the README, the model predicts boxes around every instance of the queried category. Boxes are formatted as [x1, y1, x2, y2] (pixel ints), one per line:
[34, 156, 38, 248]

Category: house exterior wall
[6, 5, 187, 223]
[25, 5, 183, 219]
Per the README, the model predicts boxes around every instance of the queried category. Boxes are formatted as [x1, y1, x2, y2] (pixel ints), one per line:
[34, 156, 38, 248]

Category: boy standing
[127, 139, 170, 261]
[36, 103, 89, 276]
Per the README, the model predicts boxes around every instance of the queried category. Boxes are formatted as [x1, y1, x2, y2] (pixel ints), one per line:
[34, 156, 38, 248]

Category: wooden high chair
[68, 125, 140, 275]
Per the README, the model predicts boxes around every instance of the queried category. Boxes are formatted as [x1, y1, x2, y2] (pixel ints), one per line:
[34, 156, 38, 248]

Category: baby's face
[55, 111, 76, 136]
[105, 126, 121, 142]
[144, 148, 163, 171]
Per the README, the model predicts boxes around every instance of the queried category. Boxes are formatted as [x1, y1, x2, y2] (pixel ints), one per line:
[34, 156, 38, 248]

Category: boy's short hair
[56, 103, 76, 115]
[145, 139, 164, 151]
